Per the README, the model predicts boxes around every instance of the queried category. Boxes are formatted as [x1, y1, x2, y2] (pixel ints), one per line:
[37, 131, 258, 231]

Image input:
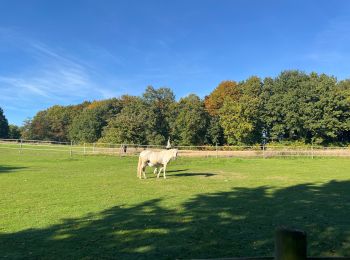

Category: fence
[1, 138, 350, 158]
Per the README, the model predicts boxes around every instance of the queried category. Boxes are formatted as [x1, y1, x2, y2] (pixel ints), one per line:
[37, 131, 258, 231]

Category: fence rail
[1, 139, 350, 158]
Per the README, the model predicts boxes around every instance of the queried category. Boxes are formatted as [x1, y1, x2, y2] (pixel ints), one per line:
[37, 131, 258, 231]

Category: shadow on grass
[0, 165, 27, 174]
[143, 170, 216, 179]
[166, 169, 189, 173]
[1, 180, 349, 259]
[171, 172, 217, 177]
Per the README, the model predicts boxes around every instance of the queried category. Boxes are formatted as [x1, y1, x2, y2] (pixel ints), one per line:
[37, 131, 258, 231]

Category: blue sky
[1, 0, 350, 125]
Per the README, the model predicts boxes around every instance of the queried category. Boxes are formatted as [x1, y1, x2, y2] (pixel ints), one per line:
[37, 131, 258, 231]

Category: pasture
[0, 149, 350, 259]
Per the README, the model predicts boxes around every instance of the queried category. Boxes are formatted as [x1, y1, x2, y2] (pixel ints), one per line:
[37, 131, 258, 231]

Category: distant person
[121, 144, 127, 154]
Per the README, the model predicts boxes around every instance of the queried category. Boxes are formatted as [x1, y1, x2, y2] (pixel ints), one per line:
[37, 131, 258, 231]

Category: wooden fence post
[70, 141, 73, 157]
[263, 144, 266, 159]
[275, 227, 306, 260]
[19, 139, 23, 154]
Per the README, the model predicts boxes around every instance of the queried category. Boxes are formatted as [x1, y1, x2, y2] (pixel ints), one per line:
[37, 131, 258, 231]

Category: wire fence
[0, 138, 350, 158]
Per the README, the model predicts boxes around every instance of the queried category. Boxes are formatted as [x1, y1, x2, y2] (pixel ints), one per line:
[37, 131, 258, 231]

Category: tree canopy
[0, 107, 9, 138]
[2, 71, 350, 146]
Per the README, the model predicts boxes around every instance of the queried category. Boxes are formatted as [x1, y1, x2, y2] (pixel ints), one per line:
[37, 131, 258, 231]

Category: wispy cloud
[0, 76, 51, 98]
[0, 29, 130, 124]
[0, 27, 213, 124]
[0, 30, 123, 101]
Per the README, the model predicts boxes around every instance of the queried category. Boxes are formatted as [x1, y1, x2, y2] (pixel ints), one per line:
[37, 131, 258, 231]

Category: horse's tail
[137, 155, 142, 178]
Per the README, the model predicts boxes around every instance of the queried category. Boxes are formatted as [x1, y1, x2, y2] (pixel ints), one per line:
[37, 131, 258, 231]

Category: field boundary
[1, 138, 350, 158]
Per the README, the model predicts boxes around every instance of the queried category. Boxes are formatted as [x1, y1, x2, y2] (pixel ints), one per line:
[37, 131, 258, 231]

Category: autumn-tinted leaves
[1, 70, 350, 145]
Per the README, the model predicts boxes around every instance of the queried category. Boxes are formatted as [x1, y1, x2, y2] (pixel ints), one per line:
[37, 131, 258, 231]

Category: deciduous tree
[8, 125, 21, 139]
[172, 94, 209, 145]
[204, 80, 240, 116]
[0, 107, 9, 138]
[99, 97, 148, 144]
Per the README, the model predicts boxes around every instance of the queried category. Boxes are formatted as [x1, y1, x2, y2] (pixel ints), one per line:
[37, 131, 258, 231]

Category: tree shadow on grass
[1, 180, 349, 259]
[0, 165, 27, 174]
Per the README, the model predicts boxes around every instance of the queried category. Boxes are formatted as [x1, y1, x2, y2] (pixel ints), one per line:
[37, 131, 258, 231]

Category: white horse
[137, 149, 178, 179]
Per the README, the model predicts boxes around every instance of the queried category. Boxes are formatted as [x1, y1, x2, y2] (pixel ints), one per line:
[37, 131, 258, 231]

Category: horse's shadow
[170, 172, 217, 178]
[166, 169, 217, 177]
[166, 169, 189, 173]
[0, 165, 28, 174]
[146, 169, 217, 178]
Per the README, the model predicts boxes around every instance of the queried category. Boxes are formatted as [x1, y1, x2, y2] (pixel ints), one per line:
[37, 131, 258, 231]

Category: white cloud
[0, 30, 124, 105]
[0, 30, 134, 126]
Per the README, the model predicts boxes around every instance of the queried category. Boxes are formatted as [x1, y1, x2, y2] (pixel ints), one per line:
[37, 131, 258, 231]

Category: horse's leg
[142, 165, 147, 179]
[157, 167, 163, 178]
[137, 157, 142, 178]
[138, 162, 144, 179]
[153, 167, 157, 175]
[163, 163, 167, 179]
[139, 165, 144, 179]
[141, 162, 147, 179]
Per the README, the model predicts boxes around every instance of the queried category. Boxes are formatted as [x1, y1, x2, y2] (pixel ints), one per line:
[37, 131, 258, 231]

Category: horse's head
[172, 149, 178, 159]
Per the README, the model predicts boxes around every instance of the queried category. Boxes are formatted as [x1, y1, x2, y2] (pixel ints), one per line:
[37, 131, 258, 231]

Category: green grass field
[1, 149, 350, 259]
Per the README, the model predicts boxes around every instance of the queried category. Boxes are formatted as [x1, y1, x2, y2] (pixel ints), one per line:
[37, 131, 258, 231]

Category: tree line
[1, 70, 350, 146]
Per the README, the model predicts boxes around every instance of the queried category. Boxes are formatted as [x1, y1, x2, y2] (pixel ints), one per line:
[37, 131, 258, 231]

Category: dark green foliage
[142, 86, 175, 145]
[22, 103, 89, 141]
[172, 94, 209, 145]
[8, 125, 21, 139]
[334, 79, 350, 143]
[15, 71, 350, 145]
[19, 99, 121, 143]
[46, 105, 79, 141]
[68, 99, 122, 143]
[99, 96, 148, 144]
[69, 109, 105, 143]
[262, 71, 350, 144]
[206, 116, 224, 145]
[0, 107, 9, 138]
[100, 88, 203, 146]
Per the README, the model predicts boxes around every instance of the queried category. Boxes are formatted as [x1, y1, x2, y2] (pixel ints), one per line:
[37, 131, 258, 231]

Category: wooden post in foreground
[275, 227, 306, 260]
